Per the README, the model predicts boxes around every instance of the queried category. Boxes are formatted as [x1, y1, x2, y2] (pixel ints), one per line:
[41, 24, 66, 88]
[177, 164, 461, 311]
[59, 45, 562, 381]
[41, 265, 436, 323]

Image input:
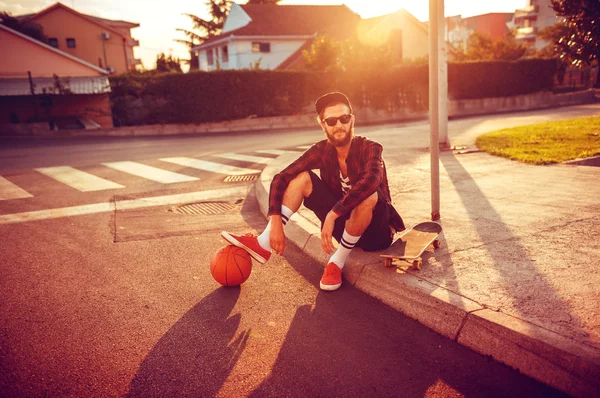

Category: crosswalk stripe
[215, 153, 273, 164]
[0, 176, 33, 200]
[0, 186, 249, 225]
[255, 149, 288, 156]
[102, 161, 198, 184]
[35, 166, 125, 192]
[160, 157, 260, 175]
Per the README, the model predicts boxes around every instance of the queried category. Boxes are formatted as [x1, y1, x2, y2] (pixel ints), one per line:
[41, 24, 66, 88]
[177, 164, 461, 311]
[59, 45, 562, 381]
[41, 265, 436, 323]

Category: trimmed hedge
[110, 59, 558, 126]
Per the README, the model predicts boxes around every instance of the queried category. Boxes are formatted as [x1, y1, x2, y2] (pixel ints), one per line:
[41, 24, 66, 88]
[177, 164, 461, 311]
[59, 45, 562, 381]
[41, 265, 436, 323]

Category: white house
[193, 4, 436, 72]
[193, 3, 360, 71]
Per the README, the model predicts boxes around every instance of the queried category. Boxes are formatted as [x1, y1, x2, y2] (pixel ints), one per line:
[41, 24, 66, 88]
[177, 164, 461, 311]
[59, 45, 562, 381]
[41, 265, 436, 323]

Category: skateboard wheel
[433, 239, 440, 249]
[413, 260, 421, 270]
[384, 258, 393, 267]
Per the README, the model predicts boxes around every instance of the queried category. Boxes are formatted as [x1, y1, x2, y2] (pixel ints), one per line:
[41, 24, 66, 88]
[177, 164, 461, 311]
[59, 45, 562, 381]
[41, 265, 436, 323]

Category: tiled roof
[0, 76, 111, 96]
[198, 4, 360, 48]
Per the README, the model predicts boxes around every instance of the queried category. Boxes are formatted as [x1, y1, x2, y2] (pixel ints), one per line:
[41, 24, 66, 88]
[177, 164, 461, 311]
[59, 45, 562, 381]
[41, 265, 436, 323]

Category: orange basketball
[210, 245, 252, 286]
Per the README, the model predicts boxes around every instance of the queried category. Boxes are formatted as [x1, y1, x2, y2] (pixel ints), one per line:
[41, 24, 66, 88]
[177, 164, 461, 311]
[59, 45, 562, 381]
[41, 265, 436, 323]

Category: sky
[2, 0, 528, 70]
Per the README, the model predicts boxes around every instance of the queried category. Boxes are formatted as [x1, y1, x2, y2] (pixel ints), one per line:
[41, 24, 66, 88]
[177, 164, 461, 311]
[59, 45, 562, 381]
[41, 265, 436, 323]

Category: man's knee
[351, 192, 378, 215]
[288, 171, 312, 196]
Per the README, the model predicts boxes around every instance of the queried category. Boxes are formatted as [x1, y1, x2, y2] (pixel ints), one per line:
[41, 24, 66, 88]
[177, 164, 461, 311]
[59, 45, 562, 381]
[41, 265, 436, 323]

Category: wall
[200, 39, 307, 71]
[222, 3, 251, 33]
[33, 8, 128, 74]
[0, 28, 104, 78]
[0, 94, 113, 129]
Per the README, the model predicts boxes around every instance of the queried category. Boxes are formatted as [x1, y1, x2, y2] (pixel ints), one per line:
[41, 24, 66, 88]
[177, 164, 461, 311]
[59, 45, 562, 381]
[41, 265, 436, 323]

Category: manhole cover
[224, 175, 257, 182]
[169, 201, 239, 215]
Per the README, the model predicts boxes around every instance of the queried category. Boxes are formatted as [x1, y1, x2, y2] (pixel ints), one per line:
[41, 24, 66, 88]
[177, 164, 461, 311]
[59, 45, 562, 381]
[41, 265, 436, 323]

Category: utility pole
[438, 0, 449, 149]
[429, 0, 448, 221]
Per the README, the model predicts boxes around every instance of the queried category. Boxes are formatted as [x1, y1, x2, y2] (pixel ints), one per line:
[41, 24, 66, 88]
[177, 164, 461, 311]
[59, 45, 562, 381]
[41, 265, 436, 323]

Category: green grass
[475, 116, 600, 165]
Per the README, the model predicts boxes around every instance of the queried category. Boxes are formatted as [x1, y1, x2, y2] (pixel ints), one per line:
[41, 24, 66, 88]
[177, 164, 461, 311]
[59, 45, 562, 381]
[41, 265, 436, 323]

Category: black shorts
[303, 171, 393, 252]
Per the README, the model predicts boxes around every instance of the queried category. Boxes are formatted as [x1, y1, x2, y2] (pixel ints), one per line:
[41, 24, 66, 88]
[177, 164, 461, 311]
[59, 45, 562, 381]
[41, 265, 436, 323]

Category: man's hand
[321, 211, 338, 254]
[269, 215, 286, 255]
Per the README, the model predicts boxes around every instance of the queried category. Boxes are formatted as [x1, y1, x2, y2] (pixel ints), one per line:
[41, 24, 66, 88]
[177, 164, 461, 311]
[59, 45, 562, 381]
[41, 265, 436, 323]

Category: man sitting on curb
[222, 92, 405, 291]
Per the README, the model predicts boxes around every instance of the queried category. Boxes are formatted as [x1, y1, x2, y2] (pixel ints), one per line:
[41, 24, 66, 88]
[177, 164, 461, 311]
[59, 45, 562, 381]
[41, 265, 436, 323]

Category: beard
[326, 123, 354, 147]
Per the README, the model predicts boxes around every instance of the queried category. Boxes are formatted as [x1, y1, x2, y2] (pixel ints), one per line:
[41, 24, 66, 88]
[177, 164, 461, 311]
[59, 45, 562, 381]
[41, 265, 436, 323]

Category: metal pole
[429, 0, 441, 221]
[438, 0, 449, 148]
[28, 71, 39, 119]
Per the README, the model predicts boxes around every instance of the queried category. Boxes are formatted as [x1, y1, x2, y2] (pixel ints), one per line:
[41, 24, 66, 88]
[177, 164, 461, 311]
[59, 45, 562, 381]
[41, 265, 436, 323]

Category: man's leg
[320, 192, 378, 291]
[222, 171, 312, 263]
[256, 171, 312, 250]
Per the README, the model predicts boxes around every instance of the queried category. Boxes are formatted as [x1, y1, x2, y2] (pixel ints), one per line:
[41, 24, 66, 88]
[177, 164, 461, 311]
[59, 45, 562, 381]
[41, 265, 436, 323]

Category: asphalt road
[3, 105, 595, 397]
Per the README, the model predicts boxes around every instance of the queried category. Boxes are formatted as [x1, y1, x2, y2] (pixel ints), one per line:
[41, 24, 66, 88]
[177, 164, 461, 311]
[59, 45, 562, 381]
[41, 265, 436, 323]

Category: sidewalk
[255, 149, 600, 397]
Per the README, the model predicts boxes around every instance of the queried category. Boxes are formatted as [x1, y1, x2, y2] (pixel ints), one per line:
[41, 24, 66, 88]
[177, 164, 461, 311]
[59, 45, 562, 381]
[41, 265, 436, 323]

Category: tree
[302, 35, 402, 73]
[0, 11, 47, 43]
[303, 36, 345, 72]
[175, 0, 232, 70]
[551, 0, 600, 87]
[155, 53, 182, 73]
[448, 32, 530, 61]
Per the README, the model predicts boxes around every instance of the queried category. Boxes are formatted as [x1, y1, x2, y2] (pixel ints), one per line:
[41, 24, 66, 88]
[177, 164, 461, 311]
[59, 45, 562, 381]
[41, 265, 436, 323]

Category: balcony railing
[515, 26, 538, 40]
[515, 5, 539, 19]
[128, 38, 140, 47]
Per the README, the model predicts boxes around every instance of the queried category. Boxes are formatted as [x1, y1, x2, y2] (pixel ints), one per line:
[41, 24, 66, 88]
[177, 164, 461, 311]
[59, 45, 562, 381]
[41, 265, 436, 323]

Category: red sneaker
[320, 262, 342, 291]
[221, 231, 271, 264]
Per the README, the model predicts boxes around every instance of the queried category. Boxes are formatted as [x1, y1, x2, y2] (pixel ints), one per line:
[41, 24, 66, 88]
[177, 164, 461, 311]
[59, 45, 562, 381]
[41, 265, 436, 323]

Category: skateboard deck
[380, 221, 442, 270]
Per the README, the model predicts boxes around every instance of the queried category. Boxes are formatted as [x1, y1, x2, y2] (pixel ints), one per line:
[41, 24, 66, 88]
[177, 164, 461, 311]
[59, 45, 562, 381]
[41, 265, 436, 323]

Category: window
[252, 42, 271, 53]
[66, 38, 76, 48]
[221, 45, 229, 63]
[48, 38, 58, 48]
[207, 49, 214, 66]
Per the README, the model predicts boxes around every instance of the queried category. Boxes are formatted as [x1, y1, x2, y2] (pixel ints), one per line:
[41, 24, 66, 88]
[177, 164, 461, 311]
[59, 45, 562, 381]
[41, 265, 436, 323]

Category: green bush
[448, 59, 558, 100]
[109, 59, 559, 126]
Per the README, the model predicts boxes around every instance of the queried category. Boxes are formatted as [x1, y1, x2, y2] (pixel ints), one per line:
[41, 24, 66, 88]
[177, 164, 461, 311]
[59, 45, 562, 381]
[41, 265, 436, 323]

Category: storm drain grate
[224, 174, 257, 182]
[169, 201, 238, 215]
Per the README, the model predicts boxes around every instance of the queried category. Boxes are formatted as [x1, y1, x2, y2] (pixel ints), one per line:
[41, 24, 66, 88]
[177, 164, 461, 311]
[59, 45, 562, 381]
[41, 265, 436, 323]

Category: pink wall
[0, 28, 104, 79]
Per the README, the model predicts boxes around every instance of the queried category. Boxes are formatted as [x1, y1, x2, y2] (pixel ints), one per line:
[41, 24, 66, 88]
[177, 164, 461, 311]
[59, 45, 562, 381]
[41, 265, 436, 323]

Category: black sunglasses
[322, 114, 352, 127]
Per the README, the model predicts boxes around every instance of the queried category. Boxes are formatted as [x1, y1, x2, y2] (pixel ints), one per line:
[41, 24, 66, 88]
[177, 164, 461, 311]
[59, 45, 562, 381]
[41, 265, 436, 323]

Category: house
[194, 4, 360, 71]
[0, 24, 113, 131]
[193, 4, 429, 72]
[447, 13, 514, 50]
[18, 2, 140, 74]
[513, 0, 559, 49]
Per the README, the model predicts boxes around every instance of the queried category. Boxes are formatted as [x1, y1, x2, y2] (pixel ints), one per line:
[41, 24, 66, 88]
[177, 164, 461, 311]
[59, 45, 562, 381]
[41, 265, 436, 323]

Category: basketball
[210, 245, 252, 286]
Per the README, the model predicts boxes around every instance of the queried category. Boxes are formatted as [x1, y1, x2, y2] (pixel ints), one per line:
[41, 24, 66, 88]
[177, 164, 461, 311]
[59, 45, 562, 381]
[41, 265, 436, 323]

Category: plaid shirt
[268, 136, 405, 231]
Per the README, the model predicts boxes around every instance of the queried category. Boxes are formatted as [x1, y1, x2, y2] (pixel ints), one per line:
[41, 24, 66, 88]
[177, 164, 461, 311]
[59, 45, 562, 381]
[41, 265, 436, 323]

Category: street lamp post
[429, 0, 448, 221]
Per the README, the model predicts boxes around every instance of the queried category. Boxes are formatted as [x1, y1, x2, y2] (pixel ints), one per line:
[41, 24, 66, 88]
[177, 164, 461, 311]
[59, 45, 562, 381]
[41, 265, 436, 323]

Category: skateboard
[380, 221, 442, 270]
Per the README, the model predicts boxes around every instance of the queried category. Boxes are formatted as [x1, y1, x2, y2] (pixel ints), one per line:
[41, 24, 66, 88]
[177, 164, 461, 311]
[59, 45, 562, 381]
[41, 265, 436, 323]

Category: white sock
[257, 205, 294, 251]
[329, 230, 361, 269]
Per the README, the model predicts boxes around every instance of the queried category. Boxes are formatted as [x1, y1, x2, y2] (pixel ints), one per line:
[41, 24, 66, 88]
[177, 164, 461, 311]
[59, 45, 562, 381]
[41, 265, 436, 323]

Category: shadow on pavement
[248, 244, 564, 397]
[440, 153, 587, 338]
[127, 287, 247, 397]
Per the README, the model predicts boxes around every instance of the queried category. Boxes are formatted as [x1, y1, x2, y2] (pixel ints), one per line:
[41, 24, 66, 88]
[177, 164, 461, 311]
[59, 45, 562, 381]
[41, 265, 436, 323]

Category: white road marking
[296, 145, 312, 150]
[160, 157, 260, 175]
[215, 153, 273, 164]
[0, 186, 249, 225]
[255, 149, 288, 156]
[102, 161, 198, 184]
[35, 166, 125, 192]
[0, 176, 33, 200]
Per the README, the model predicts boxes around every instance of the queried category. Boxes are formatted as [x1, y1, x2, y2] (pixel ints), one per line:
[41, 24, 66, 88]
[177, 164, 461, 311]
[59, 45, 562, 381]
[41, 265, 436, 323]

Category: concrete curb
[255, 152, 600, 397]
